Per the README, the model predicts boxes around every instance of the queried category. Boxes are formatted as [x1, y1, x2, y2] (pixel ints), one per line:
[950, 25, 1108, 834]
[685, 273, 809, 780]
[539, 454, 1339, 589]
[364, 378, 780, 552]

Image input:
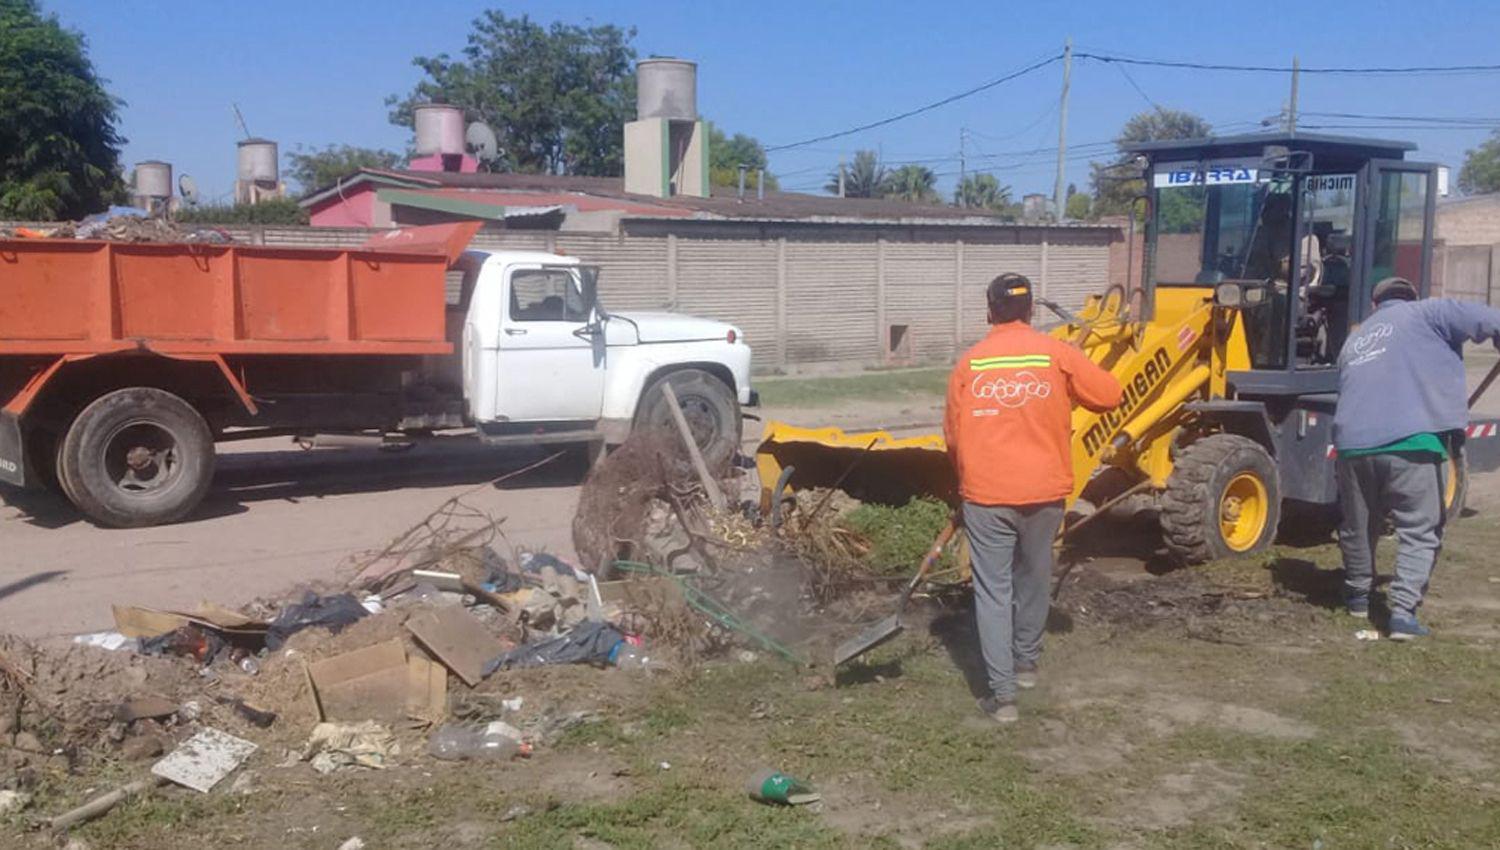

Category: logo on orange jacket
[971, 370, 1053, 408]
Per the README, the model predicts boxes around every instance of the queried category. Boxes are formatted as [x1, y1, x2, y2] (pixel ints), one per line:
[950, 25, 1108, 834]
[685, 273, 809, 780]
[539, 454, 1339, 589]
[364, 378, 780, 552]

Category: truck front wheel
[57, 388, 215, 528]
[635, 369, 741, 472]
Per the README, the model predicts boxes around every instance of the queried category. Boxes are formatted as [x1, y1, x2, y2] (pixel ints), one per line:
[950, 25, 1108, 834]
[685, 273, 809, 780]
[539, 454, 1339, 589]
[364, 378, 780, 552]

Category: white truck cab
[456, 249, 754, 466]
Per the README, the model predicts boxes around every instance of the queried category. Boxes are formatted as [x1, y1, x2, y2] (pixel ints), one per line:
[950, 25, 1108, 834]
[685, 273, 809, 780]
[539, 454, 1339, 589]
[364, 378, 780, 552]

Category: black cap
[1372, 277, 1418, 304]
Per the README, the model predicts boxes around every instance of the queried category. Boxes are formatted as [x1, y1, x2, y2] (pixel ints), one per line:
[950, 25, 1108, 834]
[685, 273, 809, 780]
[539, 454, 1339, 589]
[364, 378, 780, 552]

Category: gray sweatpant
[1336, 452, 1447, 617]
[962, 500, 1065, 702]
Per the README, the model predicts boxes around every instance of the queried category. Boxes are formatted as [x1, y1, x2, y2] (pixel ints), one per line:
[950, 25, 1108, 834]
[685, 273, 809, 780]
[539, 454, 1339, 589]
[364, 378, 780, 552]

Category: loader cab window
[1297, 174, 1360, 365]
[509, 268, 590, 323]
[1151, 162, 1296, 369]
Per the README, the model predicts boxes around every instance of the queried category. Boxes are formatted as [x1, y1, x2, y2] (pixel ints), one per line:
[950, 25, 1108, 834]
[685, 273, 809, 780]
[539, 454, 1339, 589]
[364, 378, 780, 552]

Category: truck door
[493, 265, 606, 422]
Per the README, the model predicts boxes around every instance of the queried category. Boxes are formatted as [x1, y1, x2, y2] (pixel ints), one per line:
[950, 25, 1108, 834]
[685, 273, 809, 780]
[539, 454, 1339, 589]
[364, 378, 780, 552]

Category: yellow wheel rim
[1220, 472, 1269, 552]
[1444, 456, 1460, 510]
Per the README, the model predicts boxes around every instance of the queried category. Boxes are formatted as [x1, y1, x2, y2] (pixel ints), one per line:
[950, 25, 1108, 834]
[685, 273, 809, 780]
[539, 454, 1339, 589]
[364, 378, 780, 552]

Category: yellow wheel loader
[759, 132, 1500, 565]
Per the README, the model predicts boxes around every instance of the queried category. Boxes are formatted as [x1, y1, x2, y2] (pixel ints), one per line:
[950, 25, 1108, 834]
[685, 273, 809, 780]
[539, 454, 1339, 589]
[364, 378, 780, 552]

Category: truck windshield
[1152, 162, 1294, 287]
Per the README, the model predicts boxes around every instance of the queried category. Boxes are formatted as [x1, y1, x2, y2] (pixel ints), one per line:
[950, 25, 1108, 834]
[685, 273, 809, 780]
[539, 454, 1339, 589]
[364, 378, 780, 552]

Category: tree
[176, 198, 309, 225]
[953, 173, 1012, 211]
[1458, 130, 1500, 195]
[825, 150, 886, 198]
[287, 145, 402, 194]
[1089, 108, 1212, 218]
[708, 127, 778, 191]
[0, 0, 125, 220]
[388, 11, 635, 176]
[1065, 191, 1091, 219]
[884, 164, 939, 203]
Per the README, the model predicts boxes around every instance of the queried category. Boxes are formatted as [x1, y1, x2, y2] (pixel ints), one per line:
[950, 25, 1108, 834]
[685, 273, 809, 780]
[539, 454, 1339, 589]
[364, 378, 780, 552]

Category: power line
[1076, 51, 1500, 75]
[1298, 123, 1500, 131]
[765, 54, 1062, 152]
[1112, 62, 1162, 112]
[1300, 111, 1500, 125]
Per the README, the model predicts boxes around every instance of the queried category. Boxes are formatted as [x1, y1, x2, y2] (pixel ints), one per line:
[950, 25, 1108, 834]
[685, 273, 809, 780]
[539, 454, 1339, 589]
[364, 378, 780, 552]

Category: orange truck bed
[0, 221, 480, 356]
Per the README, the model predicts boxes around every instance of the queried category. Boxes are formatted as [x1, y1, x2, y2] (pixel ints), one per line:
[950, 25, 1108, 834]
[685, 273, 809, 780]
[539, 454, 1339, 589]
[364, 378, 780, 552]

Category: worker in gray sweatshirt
[1333, 277, 1500, 639]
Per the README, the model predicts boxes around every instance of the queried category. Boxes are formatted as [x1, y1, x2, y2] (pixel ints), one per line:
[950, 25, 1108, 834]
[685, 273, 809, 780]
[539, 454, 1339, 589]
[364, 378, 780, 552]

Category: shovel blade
[833, 614, 904, 666]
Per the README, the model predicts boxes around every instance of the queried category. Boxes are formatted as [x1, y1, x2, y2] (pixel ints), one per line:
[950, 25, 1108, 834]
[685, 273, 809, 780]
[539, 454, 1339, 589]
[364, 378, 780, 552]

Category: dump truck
[0, 222, 754, 527]
[758, 132, 1500, 564]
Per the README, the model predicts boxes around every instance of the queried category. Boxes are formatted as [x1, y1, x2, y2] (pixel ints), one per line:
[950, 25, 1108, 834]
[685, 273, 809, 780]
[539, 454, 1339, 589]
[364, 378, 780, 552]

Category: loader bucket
[755, 421, 958, 510]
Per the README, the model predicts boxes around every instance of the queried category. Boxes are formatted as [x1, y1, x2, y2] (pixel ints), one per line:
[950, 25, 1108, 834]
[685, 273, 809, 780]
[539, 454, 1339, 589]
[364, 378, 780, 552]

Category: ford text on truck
[0, 222, 754, 527]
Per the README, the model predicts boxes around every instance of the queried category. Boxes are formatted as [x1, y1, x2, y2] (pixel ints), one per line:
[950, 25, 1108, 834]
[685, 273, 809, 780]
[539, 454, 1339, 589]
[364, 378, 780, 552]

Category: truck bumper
[0, 411, 26, 488]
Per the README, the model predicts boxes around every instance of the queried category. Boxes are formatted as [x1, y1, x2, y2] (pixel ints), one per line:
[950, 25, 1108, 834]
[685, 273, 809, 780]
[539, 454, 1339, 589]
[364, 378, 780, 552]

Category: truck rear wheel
[636, 369, 741, 472]
[1160, 434, 1281, 564]
[57, 388, 215, 528]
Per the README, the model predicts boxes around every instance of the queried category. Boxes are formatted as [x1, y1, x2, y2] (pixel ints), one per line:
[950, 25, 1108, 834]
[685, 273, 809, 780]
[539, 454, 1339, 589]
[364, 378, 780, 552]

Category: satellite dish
[465, 121, 500, 163]
[178, 174, 199, 206]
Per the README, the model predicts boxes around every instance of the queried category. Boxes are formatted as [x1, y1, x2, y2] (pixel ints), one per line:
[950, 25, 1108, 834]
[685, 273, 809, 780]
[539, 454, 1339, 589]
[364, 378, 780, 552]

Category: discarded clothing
[265, 592, 367, 651]
[483, 621, 624, 675]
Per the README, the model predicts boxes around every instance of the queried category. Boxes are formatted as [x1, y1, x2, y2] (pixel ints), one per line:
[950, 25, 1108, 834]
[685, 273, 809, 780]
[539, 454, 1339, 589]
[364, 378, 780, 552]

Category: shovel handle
[897, 515, 959, 612]
[1469, 358, 1500, 410]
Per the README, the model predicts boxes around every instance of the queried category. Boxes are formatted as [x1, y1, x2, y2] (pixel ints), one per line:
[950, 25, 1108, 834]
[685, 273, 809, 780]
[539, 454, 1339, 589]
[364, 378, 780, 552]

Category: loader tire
[1444, 448, 1468, 519]
[635, 369, 741, 473]
[58, 388, 215, 528]
[1160, 434, 1280, 564]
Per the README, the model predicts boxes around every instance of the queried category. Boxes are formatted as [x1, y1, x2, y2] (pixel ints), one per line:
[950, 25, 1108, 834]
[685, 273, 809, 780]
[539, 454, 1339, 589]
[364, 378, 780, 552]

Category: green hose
[612, 560, 806, 665]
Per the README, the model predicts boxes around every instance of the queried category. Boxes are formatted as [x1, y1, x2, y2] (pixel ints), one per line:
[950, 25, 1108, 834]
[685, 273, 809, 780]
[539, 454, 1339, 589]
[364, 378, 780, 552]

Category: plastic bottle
[427, 723, 531, 761]
[609, 642, 671, 672]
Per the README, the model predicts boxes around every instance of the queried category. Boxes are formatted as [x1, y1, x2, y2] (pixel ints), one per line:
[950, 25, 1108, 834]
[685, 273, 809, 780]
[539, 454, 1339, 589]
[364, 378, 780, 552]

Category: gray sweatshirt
[1334, 298, 1500, 451]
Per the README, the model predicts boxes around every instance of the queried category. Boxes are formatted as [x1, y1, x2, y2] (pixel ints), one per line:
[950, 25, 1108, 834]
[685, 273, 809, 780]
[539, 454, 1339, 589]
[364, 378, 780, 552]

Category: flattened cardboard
[112, 603, 270, 640]
[305, 639, 409, 722]
[405, 654, 448, 722]
[151, 728, 257, 793]
[405, 608, 503, 687]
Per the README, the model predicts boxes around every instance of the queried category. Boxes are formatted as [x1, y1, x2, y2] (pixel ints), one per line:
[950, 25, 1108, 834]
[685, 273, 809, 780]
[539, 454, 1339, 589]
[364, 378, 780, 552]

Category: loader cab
[1130, 132, 1438, 394]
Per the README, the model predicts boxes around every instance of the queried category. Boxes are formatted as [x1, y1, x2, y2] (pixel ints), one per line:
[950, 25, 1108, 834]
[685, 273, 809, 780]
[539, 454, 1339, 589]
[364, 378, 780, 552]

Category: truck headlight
[1214, 283, 1242, 308]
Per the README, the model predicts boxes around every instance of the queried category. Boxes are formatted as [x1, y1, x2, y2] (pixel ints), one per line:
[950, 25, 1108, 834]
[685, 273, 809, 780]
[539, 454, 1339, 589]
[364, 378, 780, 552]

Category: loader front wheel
[1161, 434, 1280, 564]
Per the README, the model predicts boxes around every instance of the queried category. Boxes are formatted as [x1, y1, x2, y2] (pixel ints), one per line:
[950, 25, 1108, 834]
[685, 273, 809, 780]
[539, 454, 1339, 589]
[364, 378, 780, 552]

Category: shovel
[834, 515, 959, 667]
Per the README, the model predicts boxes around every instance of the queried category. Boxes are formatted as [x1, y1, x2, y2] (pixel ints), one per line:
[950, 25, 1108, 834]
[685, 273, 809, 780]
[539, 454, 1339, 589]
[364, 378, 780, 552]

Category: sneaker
[977, 695, 1019, 724]
[1388, 614, 1430, 641]
[1346, 599, 1370, 620]
[1016, 662, 1039, 690]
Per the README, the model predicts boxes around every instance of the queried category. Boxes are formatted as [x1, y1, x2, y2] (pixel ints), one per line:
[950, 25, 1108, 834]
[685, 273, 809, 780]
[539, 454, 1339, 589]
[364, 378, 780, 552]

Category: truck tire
[635, 369, 741, 472]
[1160, 434, 1281, 564]
[57, 388, 215, 528]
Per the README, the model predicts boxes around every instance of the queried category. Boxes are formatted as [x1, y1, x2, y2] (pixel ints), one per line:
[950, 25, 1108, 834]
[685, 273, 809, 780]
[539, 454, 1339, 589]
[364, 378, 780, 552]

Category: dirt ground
[1, 360, 1499, 848]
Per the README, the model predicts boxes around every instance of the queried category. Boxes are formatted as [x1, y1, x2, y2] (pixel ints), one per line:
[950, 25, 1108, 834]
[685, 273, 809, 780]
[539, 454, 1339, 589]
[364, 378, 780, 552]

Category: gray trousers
[1336, 452, 1447, 617]
[963, 500, 1065, 701]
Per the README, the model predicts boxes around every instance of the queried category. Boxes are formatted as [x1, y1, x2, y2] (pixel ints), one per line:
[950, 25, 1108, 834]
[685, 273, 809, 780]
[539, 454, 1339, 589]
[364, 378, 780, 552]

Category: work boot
[1388, 613, 1430, 641]
[977, 695, 1019, 724]
[1015, 662, 1039, 690]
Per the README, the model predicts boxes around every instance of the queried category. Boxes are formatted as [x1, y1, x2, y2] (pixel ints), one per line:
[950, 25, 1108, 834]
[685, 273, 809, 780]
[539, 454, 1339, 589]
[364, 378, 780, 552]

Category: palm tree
[953, 173, 1012, 211]
[884, 164, 939, 203]
[825, 150, 886, 198]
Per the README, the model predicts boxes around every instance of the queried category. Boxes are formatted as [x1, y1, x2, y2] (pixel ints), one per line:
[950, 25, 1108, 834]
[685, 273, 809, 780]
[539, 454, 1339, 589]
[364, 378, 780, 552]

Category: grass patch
[843, 496, 954, 573]
[756, 368, 947, 408]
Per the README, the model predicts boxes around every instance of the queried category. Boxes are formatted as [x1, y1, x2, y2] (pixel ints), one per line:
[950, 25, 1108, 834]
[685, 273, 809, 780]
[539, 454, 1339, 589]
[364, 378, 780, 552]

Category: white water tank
[637, 58, 697, 121]
[135, 161, 172, 198]
[414, 104, 465, 155]
[237, 138, 279, 183]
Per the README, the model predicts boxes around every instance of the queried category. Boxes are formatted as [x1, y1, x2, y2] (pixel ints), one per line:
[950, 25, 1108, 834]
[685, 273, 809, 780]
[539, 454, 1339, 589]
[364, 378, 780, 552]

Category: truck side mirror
[579, 267, 603, 318]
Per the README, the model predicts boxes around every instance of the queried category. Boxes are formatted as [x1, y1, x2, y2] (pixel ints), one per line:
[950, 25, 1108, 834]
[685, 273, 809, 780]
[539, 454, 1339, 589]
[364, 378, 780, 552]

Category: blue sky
[44, 0, 1500, 203]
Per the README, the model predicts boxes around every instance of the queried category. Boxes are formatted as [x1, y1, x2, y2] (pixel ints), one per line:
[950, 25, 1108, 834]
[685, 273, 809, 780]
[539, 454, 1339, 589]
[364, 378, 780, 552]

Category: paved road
[3, 357, 1498, 640]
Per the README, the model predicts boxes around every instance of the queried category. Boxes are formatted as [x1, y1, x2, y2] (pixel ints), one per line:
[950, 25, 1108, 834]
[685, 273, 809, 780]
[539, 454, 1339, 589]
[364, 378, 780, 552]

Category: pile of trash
[2, 207, 232, 243]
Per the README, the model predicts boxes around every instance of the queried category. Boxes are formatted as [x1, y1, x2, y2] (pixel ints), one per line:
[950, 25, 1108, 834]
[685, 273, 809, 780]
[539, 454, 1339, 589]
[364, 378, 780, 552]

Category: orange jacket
[944, 323, 1123, 506]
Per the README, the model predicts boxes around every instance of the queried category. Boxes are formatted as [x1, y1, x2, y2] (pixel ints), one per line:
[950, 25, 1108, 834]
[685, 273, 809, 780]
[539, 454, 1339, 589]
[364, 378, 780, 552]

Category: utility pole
[838, 156, 846, 198]
[1053, 38, 1072, 222]
[958, 128, 967, 206]
[1287, 56, 1300, 135]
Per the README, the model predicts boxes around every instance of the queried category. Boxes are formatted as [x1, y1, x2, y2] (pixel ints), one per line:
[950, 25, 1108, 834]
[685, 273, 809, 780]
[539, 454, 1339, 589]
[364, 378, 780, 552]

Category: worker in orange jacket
[944, 274, 1123, 723]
